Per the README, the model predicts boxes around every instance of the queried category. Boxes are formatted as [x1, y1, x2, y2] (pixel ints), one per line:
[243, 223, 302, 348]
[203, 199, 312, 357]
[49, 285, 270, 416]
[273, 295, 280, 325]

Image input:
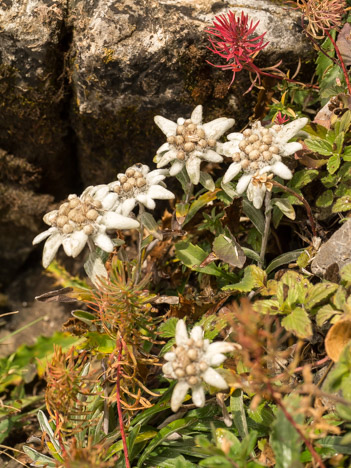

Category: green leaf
[84, 251, 108, 286]
[316, 305, 340, 327]
[37, 410, 62, 456]
[22, 446, 57, 467]
[341, 264, 351, 282]
[316, 35, 335, 82]
[304, 282, 338, 310]
[140, 212, 162, 240]
[271, 198, 295, 220]
[71, 310, 95, 326]
[289, 169, 319, 189]
[276, 271, 310, 307]
[230, 390, 249, 439]
[339, 110, 351, 133]
[242, 199, 265, 236]
[175, 241, 225, 277]
[305, 138, 333, 156]
[281, 307, 312, 339]
[213, 234, 246, 268]
[85, 332, 115, 353]
[266, 250, 305, 275]
[343, 146, 351, 161]
[223, 265, 266, 292]
[253, 299, 281, 315]
[317, 436, 351, 455]
[159, 318, 178, 338]
[327, 153, 341, 174]
[334, 131, 345, 154]
[242, 247, 261, 264]
[316, 189, 334, 207]
[184, 190, 219, 226]
[270, 396, 304, 468]
[332, 195, 351, 212]
[136, 418, 198, 467]
[221, 181, 238, 199]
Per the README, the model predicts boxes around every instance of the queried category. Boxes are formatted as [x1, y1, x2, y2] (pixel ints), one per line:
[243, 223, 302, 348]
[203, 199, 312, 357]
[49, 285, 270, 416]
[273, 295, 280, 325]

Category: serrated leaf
[213, 234, 246, 268]
[305, 282, 338, 310]
[290, 169, 319, 189]
[272, 198, 295, 220]
[327, 153, 341, 174]
[341, 264, 351, 282]
[281, 307, 312, 338]
[159, 318, 178, 338]
[316, 35, 335, 82]
[305, 138, 333, 156]
[223, 265, 266, 292]
[253, 299, 281, 315]
[316, 305, 340, 327]
[332, 195, 351, 212]
[316, 189, 334, 207]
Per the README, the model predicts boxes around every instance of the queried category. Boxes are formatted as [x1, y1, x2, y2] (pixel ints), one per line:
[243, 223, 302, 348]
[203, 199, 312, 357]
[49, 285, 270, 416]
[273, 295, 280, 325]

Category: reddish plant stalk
[271, 180, 318, 238]
[116, 338, 130, 468]
[271, 392, 327, 468]
[325, 30, 351, 95]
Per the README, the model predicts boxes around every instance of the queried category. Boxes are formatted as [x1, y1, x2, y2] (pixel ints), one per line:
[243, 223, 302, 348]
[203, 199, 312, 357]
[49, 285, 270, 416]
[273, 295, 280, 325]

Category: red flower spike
[274, 112, 290, 124]
[206, 11, 269, 84]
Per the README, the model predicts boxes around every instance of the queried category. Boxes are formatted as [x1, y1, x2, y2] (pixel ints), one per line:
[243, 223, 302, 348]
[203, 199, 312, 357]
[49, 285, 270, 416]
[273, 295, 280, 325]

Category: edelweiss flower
[220, 117, 308, 209]
[163, 320, 239, 412]
[33, 187, 140, 268]
[108, 163, 174, 216]
[154, 105, 234, 185]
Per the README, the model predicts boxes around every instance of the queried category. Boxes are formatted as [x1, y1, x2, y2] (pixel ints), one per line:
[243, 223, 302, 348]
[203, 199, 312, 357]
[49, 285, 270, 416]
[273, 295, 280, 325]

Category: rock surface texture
[0, 0, 313, 287]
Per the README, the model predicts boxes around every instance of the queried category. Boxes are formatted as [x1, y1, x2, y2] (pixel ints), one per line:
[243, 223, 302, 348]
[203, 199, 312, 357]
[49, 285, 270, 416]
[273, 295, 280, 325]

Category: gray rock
[311, 220, 351, 277]
[69, 0, 314, 185]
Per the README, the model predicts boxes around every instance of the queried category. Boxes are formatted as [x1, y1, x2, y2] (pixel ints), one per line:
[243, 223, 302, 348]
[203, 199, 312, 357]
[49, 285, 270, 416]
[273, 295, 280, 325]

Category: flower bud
[83, 224, 94, 235]
[243, 129, 252, 137]
[188, 376, 199, 386]
[123, 182, 132, 192]
[241, 159, 250, 169]
[69, 198, 80, 208]
[177, 151, 185, 160]
[175, 135, 184, 145]
[167, 135, 176, 144]
[197, 128, 205, 139]
[186, 364, 196, 376]
[86, 209, 99, 221]
[184, 142, 195, 152]
[119, 175, 128, 184]
[136, 177, 146, 188]
[56, 215, 68, 228]
[176, 125, 185, 135]
[62, 223, 73, 234]
[269, 145, 279, 154]
[198, 139, 207, 148]
[207, 139, 216, 147]
[248, 134, 259, 143]
[249, 150, 260, 160]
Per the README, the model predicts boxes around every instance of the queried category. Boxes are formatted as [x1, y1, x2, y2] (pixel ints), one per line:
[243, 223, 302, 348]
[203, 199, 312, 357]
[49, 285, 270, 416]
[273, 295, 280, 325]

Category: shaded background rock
[0, 0, 314, 296]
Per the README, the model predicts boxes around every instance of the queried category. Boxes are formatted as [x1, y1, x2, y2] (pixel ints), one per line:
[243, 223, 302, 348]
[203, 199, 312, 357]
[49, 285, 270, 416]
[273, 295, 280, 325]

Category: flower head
[274, 112, 290, 125]
[163, 319, 239, 412]
[154, 105, 234, 185]
[109, 163, 174, 216]
[206, 11, 268, 85]
[296, 0, 346, 38]
[33, 187, 139, 268]
[220, 117, 308, 209]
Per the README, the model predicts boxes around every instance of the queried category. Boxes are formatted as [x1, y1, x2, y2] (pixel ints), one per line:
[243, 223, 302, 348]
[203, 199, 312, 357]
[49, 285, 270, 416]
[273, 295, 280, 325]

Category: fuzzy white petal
[247, 183, 266, 209]
[271, 161, 293, 179]
[191, 385, 205, 408]
[186, 156, 201, 185]
[201, 149, 223, 163]
[156, 142, 170, 154]
[191, 105, 203, 124]
[69, 230, 89, 257]
[154, 116, 177, 136]
[42, 232, 62, 268]
[147, 185, 175, 200]
[190, 326, 204, 342]
[92, 232, 114, 252]
[62, 237, 73, 256]
[207, 353, 227, 367]
[279, 117, 308, 143]
[120, 198, 137, 217]
[203, 118, 235, 140]
[206, 342, 236, 355]
[33, 227, 57, 245]
[169, 160, 184, 176]
[202, 367, 228, 390]
[175, 319, 189, 346]
[43, 210, 58, 226]
[144, 196, 157, 210]
[171, 381, 190, 412]
[101, 212, 139, 230]
[236, 174, 252, 194]
[164, 352, 176, 362]
[219, 140, 241, 158]
[157, 150, 178, 168]
[223, 162, 242, 184]
[163, 362, 176, 378]
[280, 141, 303, 157]
[101, 192, 119, 211]
[227, 132, 244, 141]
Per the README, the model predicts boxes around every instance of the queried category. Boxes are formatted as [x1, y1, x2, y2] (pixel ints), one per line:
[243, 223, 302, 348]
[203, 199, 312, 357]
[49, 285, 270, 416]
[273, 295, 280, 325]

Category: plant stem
[272, 393, 326, 468]
[325, 30, 351, 95]
[248, 62, 319, 89]
[101, 359, 109, 435]
[87, 238, 95, 252]
[135, 204, 145, 284]
[259, 191, 272, 268]
[271, 181, 317, 238]
[116, 338, 130, 468]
